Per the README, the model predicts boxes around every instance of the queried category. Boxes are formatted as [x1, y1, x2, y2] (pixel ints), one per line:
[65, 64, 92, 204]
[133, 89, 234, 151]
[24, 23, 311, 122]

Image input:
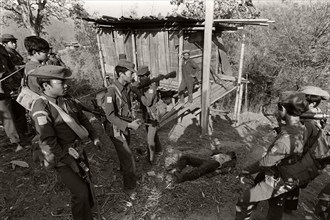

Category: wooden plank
[178, 31, 184, 86]
[96, 32, 107, 86]
[201, 0, 214, 135]
[159, 81, 235, 128]
[149, 31, 158, 77]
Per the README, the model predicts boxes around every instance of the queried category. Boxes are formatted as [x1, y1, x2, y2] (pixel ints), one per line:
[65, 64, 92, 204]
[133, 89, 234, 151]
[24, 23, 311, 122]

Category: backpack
[147, 99, 167, 122]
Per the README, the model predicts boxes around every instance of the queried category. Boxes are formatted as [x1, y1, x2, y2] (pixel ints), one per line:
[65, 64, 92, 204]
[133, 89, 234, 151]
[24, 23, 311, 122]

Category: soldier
[133, 65, 163, 164]
[0, 34, 25, 69]
[30, 65, 102, 220]
[24, 36, 50, 94]
[103, 59, 141, 194]
[266, 86, 330, 219]
[178, 50, 200, 104]
[235, 92, 315, 220]
[0, 44, 29, 152]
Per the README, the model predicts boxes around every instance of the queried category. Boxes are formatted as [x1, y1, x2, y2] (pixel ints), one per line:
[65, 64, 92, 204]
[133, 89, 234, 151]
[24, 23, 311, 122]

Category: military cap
[0, 34, 17, 43]
[279, 91, 309, 116]
[116, 60, 136, 73]
[182, 50, 190, 55]
[118, 53, 127, 60]
[137, 65, 150, 76]
[29, 65, 72, 80]
[299, 86, 330, 100]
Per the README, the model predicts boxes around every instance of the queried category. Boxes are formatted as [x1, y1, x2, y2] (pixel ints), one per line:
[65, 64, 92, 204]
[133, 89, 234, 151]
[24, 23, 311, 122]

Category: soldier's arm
[74, 100, 98, 141]
[104, 88, 128, 132]
[31, 99, 65, 166]
[141, 84, 157, 107]
[191, 60, 200, 70]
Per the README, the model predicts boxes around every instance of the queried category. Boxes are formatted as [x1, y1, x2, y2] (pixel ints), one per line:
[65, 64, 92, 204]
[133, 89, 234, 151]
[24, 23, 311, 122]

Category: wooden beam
[178, 31, 184, 86]
[96, 32, 107, 87]
[233, 34, 246, 125]
[201, 0, 214, 136]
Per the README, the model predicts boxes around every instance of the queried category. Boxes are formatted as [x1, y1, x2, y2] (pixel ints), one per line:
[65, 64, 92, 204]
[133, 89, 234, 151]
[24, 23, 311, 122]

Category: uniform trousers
[146, 124, 162, 162]
[0, 98, 20, 143]
[107, 128, 137, 190]
[11, 99, 28, 138]
[315, 182, 330, 220]
[56, 165, 93, 220]
[178, 77, 194, 103]
[175, 155, 220, 183]
[254, 171, 300, 220]
[235, 175, 295, 220]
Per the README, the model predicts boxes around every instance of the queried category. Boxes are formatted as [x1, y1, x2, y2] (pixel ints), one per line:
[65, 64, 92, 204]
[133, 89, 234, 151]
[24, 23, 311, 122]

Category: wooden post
[178, 31, 184, 86]
[244, 73, 248, 112]
[131, 31, 138, 81]
[233, 34, 246, 125]
[201, 0, 214, 136]
[96, 32, 107, 87]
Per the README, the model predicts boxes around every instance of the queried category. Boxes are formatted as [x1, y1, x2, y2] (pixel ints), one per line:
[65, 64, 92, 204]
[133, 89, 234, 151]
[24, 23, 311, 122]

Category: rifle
[68, 147, 101, 220]
[137, 71, 176, 89]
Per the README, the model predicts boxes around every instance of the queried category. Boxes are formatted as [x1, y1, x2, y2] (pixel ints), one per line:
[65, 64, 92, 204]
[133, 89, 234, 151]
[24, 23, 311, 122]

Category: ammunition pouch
[278, 151, 320, 187]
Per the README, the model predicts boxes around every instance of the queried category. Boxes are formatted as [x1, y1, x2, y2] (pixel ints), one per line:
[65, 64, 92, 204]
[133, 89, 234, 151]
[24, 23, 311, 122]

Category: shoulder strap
[39, 97, 89, 139]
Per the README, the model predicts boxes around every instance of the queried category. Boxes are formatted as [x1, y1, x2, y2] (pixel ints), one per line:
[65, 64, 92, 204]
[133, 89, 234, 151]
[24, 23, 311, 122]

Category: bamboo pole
[233, 34, 246, 126]
[96, 32, 107, 87]
[201, 0, 214, 136]
[244, 73, 248, 112]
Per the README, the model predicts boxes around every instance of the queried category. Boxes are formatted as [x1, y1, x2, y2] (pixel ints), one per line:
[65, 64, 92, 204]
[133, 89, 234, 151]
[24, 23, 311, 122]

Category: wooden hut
[83, 14, 273, 130]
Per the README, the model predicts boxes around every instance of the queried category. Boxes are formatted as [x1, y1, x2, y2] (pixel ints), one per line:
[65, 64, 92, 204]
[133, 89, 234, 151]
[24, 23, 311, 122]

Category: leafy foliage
[1, 0, 85, 36]
[225, 2, 330, 111]
[170, 0, 260, 19]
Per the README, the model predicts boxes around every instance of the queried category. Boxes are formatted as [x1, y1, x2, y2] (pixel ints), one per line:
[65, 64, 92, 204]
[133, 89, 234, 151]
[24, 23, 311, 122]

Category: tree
[1, 0, 85, 36]
[170, 0, 260, 19]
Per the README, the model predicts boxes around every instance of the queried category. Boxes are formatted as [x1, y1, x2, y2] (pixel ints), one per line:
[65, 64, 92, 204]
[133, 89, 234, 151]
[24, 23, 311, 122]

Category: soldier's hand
[128, 119, 141, 130]
[93, 138, 102, 151]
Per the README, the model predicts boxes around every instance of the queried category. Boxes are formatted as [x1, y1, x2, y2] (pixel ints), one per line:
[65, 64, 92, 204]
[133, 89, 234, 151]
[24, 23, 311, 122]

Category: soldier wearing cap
[235, 92, 310, 220]
[0, 44, 29, 152]
[30, 65, 102, 220]
[133, 65, 162, 164]
[178, 50, 200, 104]
[0, 34, 24, 68]
[103, 59, 141, 193]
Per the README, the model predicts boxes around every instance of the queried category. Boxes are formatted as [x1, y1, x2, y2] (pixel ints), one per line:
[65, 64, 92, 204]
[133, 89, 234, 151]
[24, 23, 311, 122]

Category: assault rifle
[137, 71, 176, 89]
[68, 147, 101, 220]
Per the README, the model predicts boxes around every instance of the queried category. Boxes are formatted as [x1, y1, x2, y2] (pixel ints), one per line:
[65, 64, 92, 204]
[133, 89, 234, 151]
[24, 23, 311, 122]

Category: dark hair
[24, 36, 50, 56]
[37, 78, 51, 91]
[115, 66, 129, 77]
[305, 95, 322, 108]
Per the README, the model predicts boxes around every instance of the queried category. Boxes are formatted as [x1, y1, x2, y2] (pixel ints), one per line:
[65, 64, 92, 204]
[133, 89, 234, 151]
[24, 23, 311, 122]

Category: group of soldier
[1, 32, 330, 220]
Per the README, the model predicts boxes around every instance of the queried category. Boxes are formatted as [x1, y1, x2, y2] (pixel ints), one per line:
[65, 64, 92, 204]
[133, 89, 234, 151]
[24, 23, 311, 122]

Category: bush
[222, 1, 330, 112]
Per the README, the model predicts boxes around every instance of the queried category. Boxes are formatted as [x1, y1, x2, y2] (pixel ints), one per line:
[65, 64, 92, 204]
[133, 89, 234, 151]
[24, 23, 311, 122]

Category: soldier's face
[123, 70, 133, 83]
[46, 79, 68, 97]
[183, 53, 190, 60]
[6, 41, 17, 50]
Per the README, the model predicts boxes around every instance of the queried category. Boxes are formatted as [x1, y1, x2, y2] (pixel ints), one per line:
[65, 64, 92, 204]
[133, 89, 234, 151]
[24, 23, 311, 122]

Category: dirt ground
[0, 111, 329, 220]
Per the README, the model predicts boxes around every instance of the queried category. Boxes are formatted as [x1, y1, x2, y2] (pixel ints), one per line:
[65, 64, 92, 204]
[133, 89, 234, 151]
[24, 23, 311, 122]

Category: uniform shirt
[25, 60, 42, 94]
[140, 82, 158, 120]
[0, 46, 18, 93]
[182, 59, 199, 80]
[5, 47, 24, 67]
[104, 80, 132, 132]
[31, 94, 97, 164]
[246, 123, 306, 174]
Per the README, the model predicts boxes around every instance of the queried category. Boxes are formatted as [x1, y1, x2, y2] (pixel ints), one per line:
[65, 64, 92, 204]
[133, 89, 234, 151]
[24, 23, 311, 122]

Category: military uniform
[236, 92, 310, 220]
[178, 50, 200, 103]
[0, 45, 26, 146]
[134, 66, 162, 163]
[104, 77, 137, 190]
[30, 65, 98, 220]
